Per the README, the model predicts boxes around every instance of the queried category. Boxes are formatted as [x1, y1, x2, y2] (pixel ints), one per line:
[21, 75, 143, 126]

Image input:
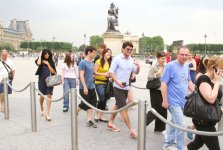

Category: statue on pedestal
[107, 3, 119, 32]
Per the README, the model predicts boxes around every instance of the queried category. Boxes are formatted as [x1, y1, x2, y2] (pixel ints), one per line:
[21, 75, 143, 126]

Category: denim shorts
[0, 81, 12, 94]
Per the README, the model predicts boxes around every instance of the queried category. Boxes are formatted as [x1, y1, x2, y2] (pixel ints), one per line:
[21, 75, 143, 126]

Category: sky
[1, 0, 223, 47]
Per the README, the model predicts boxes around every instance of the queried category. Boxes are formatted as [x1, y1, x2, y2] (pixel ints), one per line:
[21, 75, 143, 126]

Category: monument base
[103, 32, 123, 57]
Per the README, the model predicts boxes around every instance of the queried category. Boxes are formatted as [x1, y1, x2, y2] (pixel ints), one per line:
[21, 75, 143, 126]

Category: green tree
[79, 44, 86, 52]
[139, 36, 164, 54]
[0, 43, 14, 51]
[139, 36, 151, 54]
[90, 35, 104, 48]
[150, 36, 164, 52]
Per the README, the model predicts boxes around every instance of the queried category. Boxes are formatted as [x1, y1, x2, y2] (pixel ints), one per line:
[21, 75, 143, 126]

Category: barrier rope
[77, 94, 137, 114]
[131, 84, 147, 90]
[7, 81, 30, 92]
[35, 87, 70, 102]
[150, 108, 223, 136]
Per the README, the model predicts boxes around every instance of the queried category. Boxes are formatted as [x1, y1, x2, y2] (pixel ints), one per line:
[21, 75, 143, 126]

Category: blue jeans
[164, 106, 185, 150]
[63, 78, 76, 108]
[95, 84, 107, 110]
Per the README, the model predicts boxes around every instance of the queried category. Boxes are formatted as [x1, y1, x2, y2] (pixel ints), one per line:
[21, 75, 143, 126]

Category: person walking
[61, 53, 78, 112]
[187, 52, 196, 84]
[107, 41, 140, 138]
[146, 51, 167, 135]
[187, 56, 223, 150]
[94, 48, 112, 122]
[161, 46, 194, 150]
[0, 49, 15, 112]
[77, 46, 98, 128]
[93, 43, 106, 63]
[35, 49, 56, 121]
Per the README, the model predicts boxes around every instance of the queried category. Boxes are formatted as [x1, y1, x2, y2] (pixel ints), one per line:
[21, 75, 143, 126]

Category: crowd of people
[1, 43, 223, 149]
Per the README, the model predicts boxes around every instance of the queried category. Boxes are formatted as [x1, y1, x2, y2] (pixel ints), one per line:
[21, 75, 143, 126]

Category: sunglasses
[126, 48, 133, 51]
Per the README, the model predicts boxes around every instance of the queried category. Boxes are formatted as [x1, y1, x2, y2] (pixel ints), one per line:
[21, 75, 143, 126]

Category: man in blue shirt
[77, 46, 97, 128]
[161, 46, 194, 150]
[107, 41, 140, 138]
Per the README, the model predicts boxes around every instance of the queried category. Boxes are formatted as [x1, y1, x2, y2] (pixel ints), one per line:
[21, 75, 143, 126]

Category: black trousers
[187, 123, 220, 150]
[146, 89, 167, 132]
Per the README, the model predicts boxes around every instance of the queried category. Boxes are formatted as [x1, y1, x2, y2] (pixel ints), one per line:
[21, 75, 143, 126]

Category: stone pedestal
[102, 32, 123, 56]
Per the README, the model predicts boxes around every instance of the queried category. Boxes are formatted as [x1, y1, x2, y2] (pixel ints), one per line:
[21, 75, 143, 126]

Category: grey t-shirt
[78, 59, 95, 89]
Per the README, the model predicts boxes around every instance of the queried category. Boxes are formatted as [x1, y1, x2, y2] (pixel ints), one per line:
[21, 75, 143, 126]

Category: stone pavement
[0, 57, 222, 150]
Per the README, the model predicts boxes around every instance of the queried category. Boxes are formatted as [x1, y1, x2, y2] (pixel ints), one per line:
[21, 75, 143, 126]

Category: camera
[122, 82, 126, 87]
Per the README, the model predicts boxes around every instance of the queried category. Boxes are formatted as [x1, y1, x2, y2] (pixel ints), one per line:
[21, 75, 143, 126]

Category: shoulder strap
[1, 61, 11, 73]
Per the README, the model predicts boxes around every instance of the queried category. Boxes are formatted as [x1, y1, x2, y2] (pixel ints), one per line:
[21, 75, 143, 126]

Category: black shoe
[63, 108, 69, 112]
[99, 118, 109, 123]
[86, 120, 97, 128]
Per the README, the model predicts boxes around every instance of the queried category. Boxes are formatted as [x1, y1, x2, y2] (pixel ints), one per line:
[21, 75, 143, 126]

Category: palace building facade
[0, 19, 32, 50]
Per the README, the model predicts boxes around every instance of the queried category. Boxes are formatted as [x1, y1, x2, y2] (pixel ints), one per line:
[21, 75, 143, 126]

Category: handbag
[146, 78, 161, 89]
[1, 61, 13, 80]
[105, 80, 114, 99]
[45, 74, 62, 87]
[183, 89, 222, 122]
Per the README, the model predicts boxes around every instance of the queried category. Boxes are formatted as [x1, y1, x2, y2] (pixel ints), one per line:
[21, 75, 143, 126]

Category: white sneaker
[162, 130, 167, 139]
[163, 145, 177, 150]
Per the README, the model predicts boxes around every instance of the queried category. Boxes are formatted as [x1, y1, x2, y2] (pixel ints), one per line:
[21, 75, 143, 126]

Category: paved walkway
[0, 57, 222, 150]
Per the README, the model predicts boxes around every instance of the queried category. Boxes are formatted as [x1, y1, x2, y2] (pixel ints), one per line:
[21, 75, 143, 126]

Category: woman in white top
[61, 53, 78, 112]
[187, 52, 197, 84]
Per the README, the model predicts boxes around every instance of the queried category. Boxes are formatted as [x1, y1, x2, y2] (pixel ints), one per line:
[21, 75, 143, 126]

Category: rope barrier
[131, 84, 148, 90]
[150, 108, 223, 136]
[7, 81, 30, 92]
[35, 87, 70, 102]
[77, 94, 137, 114]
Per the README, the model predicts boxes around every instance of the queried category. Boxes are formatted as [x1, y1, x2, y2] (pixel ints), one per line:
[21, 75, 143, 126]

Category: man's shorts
[78, 88, 97, 111]
[0, 81, 12, 94]
[113, 87, 128, 108]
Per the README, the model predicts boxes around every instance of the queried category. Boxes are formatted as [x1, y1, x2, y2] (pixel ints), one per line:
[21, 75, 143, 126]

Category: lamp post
[32, 38, 34, 51]
[204, 34, 207, 56]
[84, 33, 86, 49]
[44, 39, 46, 48]
[28, 40, 29, 51]
[52, 36, 55, 50]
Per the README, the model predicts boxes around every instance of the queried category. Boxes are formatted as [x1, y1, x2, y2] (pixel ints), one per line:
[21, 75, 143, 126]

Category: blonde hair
[204, 56, 223, 70]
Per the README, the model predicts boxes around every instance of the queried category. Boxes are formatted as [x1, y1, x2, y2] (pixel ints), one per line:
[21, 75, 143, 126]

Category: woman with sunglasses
[35, 49, 56, 121]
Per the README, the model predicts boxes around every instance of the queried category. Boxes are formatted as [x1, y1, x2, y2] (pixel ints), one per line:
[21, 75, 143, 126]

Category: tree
[0, 43, 14, 51]
[79, 44, 86, 52]
[150, 36, 164, 52]
[139, 36, 151, 54]
[90, 35, 104, 48]
[139, 35, 164, 54]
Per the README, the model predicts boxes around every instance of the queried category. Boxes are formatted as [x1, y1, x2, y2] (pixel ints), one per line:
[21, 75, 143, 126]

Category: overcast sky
[1, 0, 223, 47]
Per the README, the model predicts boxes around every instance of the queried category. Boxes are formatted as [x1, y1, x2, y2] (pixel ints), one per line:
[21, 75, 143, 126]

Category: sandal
[45, 115, 51, 121]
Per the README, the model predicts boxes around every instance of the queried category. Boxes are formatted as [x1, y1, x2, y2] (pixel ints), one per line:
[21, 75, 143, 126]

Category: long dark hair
[41, 49, 53, 62]
[100, 48, 112, 68]
[64, 53, 74, 68]
[197, 57, 207, 74]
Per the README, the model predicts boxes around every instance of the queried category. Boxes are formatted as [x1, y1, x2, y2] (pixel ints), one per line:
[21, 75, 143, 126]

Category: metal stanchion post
[71, 88, 78, 150]
[30, 82, 37, 132]
[3, 78, 9, 119]
[218, 84, 223, 131]
[137, 100, 147, 150]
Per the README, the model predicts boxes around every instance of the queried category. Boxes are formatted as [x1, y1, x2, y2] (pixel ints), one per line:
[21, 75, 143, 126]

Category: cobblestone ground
[0, 57, 222, 150]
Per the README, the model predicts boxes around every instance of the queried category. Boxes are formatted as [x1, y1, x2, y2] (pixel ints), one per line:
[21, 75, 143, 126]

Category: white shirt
[61, 62, 77, 79]
[0, 58, 15, 82]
